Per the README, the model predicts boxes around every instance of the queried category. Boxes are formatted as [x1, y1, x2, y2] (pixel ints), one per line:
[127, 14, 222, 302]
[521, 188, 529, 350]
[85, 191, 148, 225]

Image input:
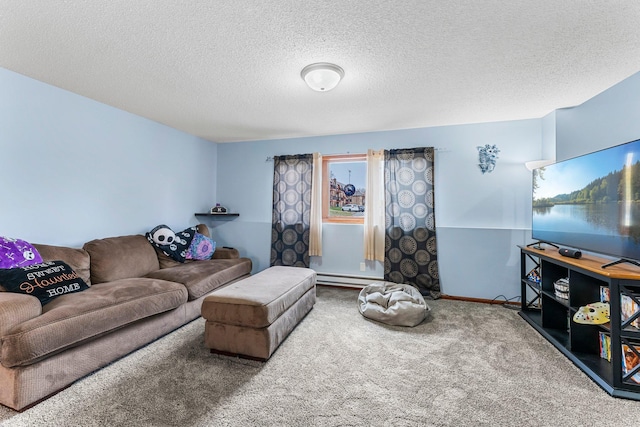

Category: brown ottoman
[201, 266, 316, 361]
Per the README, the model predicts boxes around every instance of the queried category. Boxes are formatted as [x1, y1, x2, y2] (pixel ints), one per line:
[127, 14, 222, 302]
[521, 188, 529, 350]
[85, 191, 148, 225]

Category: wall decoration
[343, 183, 356, 196]
[477, 144, 500, 174]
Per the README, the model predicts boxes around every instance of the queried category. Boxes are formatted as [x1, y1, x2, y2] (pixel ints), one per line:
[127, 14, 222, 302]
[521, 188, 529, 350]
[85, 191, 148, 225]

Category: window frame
[322, 153, 367, 224]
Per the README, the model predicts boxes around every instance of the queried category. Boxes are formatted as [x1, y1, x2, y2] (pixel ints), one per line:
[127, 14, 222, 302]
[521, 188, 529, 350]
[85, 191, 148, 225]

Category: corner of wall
[541, 110, 557, 161]
[555, 71, 640, 161]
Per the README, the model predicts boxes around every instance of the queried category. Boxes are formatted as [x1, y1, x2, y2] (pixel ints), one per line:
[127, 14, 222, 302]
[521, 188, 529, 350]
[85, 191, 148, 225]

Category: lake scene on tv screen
[532, 138, 640, 260]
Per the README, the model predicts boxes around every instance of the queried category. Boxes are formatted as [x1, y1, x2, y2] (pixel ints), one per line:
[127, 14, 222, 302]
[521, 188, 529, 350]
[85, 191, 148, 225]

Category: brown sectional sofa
[0, 225, 252, 411]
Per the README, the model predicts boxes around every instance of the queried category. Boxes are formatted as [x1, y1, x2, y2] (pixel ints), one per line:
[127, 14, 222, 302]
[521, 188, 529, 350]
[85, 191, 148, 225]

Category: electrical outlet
[360, 262, 366, 272]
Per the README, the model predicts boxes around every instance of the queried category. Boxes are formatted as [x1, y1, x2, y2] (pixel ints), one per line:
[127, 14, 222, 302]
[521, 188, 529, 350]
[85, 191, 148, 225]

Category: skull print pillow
[147, 225, 177, 247]
[0, 237, 43, 269]
[146, 225, 197, 263]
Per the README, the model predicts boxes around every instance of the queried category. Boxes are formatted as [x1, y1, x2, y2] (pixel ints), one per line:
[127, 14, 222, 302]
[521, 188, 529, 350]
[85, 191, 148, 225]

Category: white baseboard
[315, 272, 385, 288]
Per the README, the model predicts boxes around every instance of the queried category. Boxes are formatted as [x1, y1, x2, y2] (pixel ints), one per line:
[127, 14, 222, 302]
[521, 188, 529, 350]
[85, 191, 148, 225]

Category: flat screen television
[532, 137, 640, 267]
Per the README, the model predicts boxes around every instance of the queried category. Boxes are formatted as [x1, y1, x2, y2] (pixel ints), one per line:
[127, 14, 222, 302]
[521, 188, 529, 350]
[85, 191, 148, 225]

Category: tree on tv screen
[533, 161, 640, 207]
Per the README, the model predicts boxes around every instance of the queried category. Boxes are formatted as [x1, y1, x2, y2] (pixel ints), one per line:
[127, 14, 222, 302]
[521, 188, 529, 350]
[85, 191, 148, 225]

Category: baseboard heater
[315, 272, 385, 289]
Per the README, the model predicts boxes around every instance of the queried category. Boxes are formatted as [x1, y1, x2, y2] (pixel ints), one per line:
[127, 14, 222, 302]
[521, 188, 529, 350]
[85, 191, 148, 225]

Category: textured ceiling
[1, 1, 640, 143]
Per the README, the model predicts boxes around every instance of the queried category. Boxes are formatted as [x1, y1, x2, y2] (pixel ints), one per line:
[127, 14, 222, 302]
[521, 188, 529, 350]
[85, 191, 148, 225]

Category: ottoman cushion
[202, 266, 315, 328]
[205, 288, 315, 360]
[202, 266, 316, 360]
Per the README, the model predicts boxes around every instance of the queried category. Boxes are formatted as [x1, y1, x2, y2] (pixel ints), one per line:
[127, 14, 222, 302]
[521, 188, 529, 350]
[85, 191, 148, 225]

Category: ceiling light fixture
[301, 63, 344, 92]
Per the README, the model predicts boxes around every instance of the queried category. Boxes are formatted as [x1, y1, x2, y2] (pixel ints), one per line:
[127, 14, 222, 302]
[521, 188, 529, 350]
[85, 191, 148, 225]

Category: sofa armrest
[212, 247, 240, 259]
[0, 292, 42, 336]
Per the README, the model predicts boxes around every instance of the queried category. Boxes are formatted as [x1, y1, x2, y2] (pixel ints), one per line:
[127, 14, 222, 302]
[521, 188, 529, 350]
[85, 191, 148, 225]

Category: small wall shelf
[195, 213, 239, 220]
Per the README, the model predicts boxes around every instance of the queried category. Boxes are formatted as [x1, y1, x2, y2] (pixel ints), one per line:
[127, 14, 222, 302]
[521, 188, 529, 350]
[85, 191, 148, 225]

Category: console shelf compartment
[519, 245, 640, 400]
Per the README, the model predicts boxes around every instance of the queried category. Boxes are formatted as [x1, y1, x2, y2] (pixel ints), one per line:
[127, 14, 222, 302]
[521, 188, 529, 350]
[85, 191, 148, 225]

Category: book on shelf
[623, 342, 640, 384]
[598, 333, 640, 385]
[622, 295, 640, 329]
[599, 332, 611, 362]
[600, 285, 640, 329]
[526, 267, 540, 284]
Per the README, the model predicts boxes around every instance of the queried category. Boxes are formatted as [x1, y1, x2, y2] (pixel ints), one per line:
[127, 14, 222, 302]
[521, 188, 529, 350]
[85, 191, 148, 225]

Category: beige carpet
[3, 286, 640, 426]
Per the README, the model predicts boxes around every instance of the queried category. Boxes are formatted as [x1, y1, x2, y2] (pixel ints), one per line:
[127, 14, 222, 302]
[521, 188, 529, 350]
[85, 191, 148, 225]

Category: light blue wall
[547, 71, 640, 262]
[214, 120, 542, 300]
[6, 61, 637, 301]
[541, 111, 557, 161]
[0, 67, 218, 247]
[211, 70, 640, 301]
[556, 71, 640, 161]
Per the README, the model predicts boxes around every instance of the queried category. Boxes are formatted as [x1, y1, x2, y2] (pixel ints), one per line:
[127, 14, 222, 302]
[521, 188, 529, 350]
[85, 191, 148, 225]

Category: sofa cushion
[0, 261, 90, 306]
[0, 292, 42, 337]
[195, 223, 211, 238]
[83, 235, 160, 284]
[0, 277, 187, 368]
[32, 243, 92, 286]
[145, 257, 252, 301]
[212, 247, 240, 260]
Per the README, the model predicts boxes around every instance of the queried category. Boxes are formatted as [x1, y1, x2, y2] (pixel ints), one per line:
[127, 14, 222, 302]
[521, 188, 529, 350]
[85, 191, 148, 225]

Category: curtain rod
[265, 147, 449, 161]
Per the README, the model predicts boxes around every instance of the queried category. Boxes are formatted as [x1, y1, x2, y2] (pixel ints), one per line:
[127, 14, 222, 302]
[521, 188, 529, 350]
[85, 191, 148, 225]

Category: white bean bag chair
[358, 282, 430, 327]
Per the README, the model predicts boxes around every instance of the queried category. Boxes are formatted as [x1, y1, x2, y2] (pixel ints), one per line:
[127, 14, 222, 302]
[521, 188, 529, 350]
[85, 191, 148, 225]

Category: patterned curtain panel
[384, 147, 440, 298]
[270, 154, 313, 267]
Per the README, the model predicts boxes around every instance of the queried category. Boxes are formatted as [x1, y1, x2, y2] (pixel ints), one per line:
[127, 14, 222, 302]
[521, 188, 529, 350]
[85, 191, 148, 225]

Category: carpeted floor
[2, 286, 640, 426]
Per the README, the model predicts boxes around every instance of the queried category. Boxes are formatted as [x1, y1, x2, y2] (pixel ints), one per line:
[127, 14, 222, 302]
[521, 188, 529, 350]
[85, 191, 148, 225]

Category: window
[322, 154, 366, 224]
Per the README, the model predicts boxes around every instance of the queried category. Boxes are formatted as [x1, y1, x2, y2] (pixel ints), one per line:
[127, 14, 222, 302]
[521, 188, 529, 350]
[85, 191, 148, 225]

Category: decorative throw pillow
[0, 260, 90, 305]
[185, 232, 216, 260]
[0, 237, 43, 269]
[146, 225, 197, 263]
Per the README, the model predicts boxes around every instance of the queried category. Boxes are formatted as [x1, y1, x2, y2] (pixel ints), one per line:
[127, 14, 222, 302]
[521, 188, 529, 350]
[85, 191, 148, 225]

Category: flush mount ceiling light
[301, 63, 344, 92]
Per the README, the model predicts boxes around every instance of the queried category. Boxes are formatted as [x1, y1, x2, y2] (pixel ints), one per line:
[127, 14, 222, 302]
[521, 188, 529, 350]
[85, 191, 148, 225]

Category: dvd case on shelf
[623, 342, 640, 384]
[599, 331, 611, 362]
[600, 285, 640, 329]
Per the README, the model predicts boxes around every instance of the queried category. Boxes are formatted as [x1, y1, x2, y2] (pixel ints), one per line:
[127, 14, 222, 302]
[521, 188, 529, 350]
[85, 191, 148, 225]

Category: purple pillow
[185, 233, 216, 260]
[0, 237, 43, 269]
